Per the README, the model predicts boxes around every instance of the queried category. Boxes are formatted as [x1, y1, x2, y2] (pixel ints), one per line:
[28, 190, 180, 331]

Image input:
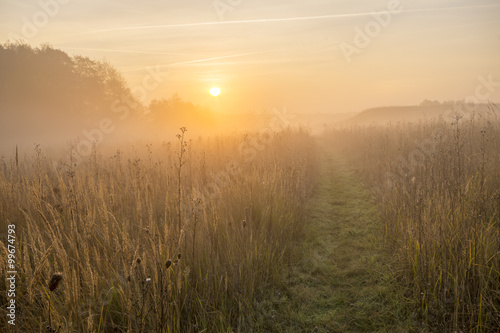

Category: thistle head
[48, 273, 63, 292]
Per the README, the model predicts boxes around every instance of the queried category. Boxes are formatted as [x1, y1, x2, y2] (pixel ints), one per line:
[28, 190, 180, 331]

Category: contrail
[62, 47, 188, 56]
[82, 4, 500, 34]
[119, 50, 272, 72]
[168, 50, 271, 66]
[119, 15, 500, 73]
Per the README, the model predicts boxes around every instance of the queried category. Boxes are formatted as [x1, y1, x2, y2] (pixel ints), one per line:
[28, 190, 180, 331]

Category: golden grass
[0, 127, 318, 332]
[326, 106, 500, 332]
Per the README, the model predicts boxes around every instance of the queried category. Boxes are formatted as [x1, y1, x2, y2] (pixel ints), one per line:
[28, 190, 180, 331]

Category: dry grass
[326, 105, 500, 332]
[0, 127, 318, 332]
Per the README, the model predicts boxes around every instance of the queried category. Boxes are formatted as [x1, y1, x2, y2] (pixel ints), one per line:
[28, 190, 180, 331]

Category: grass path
[267, 140, 413, 332]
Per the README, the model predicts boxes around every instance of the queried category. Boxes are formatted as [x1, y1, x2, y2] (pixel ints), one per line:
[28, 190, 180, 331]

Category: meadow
[1, 104, 499, 333]
[0, 127, 318, 332]
[326, 105, 500, 332]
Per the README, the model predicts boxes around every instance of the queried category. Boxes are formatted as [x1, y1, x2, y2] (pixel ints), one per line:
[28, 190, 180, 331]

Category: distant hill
[343, 103, 496, 125]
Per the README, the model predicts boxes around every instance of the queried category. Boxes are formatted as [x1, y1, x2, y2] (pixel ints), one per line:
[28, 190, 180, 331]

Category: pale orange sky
[1, 0, 499, 114]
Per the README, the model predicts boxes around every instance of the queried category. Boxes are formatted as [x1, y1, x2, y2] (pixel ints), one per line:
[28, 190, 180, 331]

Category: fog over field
[1, 0, 499, 151]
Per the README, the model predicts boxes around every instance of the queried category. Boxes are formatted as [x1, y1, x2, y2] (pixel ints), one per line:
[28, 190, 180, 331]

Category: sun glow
[210, 87, 221, 96]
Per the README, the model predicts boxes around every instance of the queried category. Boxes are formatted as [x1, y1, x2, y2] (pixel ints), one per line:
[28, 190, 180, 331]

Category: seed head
[177, 253, 182, 259]
[136, 258, 141, 264]
[166, 259, 172, 269]
[48, 273, 63, 292]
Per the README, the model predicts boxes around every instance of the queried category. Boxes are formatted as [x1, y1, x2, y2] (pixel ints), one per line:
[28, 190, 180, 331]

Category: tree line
[0, 41, 213, 145]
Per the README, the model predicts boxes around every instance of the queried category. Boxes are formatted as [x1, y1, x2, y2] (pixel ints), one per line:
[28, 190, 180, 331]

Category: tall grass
[326, 106, 500, 332]
[0, 127, 318, 332]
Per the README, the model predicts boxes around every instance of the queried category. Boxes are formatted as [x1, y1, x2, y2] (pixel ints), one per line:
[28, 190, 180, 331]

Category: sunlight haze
[2, 0, 499, 114]
[1, 1, 500, 331]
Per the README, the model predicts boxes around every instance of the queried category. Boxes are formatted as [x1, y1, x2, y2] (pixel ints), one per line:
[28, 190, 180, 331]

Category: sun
[209, 87, 221, 96]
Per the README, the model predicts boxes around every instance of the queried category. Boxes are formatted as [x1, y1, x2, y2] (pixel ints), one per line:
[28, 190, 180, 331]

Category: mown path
[268, 140, 412, 332]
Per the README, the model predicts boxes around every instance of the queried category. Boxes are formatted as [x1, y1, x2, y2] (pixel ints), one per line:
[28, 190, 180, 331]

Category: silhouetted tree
[0, 41, 141, 140]
[148, 94, 214, 133]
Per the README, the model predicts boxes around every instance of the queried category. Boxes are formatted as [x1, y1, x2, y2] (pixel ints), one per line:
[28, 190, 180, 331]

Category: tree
[0, 41, 142, 139]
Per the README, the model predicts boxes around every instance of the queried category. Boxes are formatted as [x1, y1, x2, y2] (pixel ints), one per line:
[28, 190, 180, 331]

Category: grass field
[0, 128, 318, 332]
[1, 106, 499, 332]
[1, 5, 498, 331]
[262, 140, 417, 333]
[325, 106, 500, 332]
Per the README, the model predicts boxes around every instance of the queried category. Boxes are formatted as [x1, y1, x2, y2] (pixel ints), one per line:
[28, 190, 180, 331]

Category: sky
[1, 0, 499, 114]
